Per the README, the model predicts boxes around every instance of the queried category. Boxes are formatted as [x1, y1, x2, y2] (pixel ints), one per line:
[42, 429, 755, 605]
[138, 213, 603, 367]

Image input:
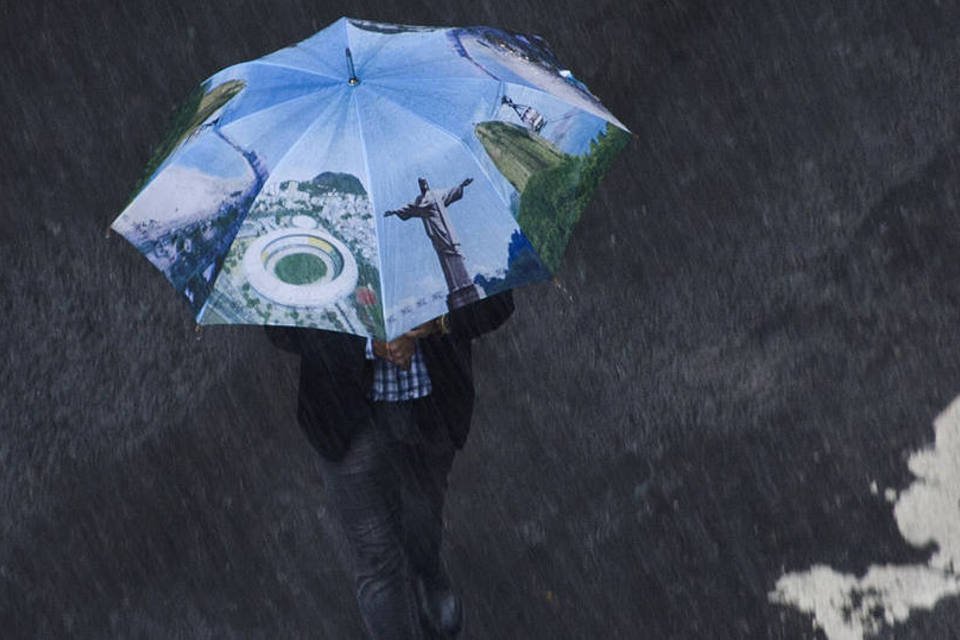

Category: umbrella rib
[249, 94, 347, 200]
[371, 67, 499, 83]
[248, 60, 343, 84]
[373, 71, 626, 131]
[218, 87, 337, 133]
[384, 74, 626, 132]
[350, 97, 386, 340]
[196, 97, 345, 323]
[371, 90, 513, 213]
[498, 79, 630, 133]
[345, 22, 389, 339]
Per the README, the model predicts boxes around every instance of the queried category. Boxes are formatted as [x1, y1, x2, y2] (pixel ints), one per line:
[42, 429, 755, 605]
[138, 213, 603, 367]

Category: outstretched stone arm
[384, 203, 420, 220]
[441, 177, 473, 207]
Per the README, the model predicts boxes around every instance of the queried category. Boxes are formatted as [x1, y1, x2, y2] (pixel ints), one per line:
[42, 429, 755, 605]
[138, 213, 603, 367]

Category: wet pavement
[2, 1, 960, 638]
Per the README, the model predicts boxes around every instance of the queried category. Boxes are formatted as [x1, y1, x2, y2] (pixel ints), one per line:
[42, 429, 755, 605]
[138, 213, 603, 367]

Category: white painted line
[769, 395, 960, 639]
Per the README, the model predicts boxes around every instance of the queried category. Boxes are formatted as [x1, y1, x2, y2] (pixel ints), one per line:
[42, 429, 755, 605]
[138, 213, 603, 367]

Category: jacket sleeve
[263, 326, 368, 404]
[264, 327, 371, 461]
[295, 329, 368, 373]
[447, 289, 515, 341]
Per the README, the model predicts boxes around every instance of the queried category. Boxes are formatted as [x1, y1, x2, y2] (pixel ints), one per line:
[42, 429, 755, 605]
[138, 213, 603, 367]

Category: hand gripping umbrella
[111, 17, 630, 340]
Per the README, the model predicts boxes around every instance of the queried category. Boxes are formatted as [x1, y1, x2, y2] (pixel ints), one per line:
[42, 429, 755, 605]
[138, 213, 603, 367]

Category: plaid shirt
[365, 339, 432, 402]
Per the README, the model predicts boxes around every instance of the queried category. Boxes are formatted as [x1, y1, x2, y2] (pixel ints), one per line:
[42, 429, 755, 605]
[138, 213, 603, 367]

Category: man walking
[267, 291, 514, 639]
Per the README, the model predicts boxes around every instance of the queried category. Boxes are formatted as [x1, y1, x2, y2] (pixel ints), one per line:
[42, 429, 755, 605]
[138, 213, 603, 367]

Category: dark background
[3, 0, 960, 637]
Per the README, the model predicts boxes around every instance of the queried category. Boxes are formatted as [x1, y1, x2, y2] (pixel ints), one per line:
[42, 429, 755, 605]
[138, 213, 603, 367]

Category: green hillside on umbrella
[476, 121, 630, 271]
[474, 121, 567, 192]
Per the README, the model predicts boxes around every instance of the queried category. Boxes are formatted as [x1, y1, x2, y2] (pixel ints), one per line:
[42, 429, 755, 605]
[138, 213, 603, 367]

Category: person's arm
[295, 330, 370, 412]
[296, 329, 367, 366]
[265, 326, 369, 366]
[368, 336, 414, 368]
[264, 325, 300, 353]
[443, 289, 515, 341]
[382, 290, 515, 367]
[290, 331, 373, 448]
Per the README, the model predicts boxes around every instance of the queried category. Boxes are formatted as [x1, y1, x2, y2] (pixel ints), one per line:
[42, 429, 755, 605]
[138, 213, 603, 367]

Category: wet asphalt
[2, 1, 960, 638]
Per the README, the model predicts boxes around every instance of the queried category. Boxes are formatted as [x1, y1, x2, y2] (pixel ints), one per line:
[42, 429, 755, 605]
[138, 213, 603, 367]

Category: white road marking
[769, 395, 960, 639]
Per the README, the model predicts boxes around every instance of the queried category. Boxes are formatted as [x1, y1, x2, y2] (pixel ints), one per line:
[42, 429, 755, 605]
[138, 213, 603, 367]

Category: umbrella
[111, 17, 630, 340]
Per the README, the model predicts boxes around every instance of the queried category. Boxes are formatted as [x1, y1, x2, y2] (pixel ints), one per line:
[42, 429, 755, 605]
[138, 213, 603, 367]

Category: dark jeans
[318, 398, 456, 640]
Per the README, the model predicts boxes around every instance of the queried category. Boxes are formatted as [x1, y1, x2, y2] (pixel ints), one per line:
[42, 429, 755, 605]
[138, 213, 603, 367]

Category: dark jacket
[266, 291, 514, 461]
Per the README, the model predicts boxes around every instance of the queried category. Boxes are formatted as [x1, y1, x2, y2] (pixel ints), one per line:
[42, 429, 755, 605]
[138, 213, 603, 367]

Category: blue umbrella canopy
[111, 17, 630, 340]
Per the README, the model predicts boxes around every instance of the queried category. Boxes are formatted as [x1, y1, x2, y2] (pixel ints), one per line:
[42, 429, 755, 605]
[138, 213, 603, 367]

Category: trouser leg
[319, 410, 423, 640]
[402, 399, 456, 582]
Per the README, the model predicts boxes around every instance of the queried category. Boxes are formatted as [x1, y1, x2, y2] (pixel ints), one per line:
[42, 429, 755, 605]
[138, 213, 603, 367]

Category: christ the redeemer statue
[384, 176, 481, 309]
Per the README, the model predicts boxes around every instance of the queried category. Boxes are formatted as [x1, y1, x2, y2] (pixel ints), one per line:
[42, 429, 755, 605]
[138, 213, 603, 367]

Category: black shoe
[416, 572, 463, 638]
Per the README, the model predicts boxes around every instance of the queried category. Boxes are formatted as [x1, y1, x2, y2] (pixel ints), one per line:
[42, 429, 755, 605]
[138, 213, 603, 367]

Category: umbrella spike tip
[345, 47, 359, 85]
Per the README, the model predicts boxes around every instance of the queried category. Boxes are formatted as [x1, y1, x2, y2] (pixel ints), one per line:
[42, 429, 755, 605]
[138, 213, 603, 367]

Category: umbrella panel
[111, 17, 630, 339]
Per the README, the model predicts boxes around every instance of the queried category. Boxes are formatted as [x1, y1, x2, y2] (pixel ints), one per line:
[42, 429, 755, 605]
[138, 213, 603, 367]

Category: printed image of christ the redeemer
[384, 176, 481, 308]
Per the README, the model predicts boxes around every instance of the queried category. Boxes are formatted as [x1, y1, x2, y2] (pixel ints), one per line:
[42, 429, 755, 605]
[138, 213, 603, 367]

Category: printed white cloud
[115, 165, 250, 234]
